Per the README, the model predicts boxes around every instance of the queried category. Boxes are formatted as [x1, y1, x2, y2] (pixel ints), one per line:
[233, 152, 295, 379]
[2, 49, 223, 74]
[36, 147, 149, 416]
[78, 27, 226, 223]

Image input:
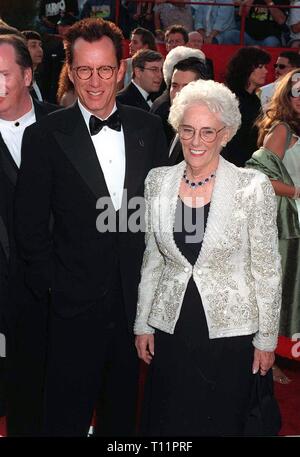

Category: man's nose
[90, 70, 101, 85]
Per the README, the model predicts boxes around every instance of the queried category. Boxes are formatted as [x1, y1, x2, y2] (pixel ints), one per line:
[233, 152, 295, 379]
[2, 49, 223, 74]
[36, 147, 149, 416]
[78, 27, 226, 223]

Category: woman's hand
[135, 334, 154, 365]
[252, 348, 275, 376]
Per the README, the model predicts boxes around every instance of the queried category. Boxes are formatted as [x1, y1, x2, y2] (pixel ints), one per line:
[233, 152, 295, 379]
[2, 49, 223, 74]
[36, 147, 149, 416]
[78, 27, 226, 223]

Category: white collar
[0, 98, 35, 128]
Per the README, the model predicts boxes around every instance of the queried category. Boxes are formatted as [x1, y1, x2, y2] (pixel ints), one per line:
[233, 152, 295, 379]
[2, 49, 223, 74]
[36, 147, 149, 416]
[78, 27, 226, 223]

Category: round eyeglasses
[139, 66, 162, 74]
[178, 125, 226, 142]
[72, 65, 117, 80]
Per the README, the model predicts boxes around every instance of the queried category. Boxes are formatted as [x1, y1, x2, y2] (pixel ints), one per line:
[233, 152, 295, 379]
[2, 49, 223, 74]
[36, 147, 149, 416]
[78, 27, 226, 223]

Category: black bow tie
[147, 93, 155, 102]
[89, 110, 121, 136]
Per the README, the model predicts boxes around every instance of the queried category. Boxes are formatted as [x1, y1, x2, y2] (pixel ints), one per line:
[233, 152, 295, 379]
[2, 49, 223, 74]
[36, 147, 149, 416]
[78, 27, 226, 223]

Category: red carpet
[0, 359, 299, 437]
[275, 358, 300, 436]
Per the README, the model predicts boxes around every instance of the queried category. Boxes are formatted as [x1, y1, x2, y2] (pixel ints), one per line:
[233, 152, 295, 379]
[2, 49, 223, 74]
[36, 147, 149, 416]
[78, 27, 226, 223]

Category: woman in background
[247, 69, 300, 383]
[57, 63, 77, 107]
[224, 47, 270, 167]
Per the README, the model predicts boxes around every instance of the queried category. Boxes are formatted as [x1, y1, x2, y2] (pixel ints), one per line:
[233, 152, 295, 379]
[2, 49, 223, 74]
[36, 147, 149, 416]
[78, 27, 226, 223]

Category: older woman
[134, 79, 282, 436]
[247, 69, 300, 382]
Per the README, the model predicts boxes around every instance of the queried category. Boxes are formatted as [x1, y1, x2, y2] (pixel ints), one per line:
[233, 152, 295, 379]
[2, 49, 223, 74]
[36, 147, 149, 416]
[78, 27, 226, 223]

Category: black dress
[141, 200, 255, 436]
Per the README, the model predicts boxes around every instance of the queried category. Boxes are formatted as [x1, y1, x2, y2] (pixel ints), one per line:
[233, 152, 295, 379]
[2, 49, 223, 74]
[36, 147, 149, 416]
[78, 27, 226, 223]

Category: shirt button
[113, 192, 116, 196]
[103, 126, 107, 131]
[184, 267, 189, 273]
[197, 269, 202, 275]
[109, 160, 112, 164]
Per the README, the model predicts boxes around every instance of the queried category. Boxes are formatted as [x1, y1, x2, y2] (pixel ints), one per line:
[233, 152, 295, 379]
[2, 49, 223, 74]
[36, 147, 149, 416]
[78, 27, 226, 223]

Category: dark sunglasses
[289, 90, 300, 98]
[274, 63, 289, 70]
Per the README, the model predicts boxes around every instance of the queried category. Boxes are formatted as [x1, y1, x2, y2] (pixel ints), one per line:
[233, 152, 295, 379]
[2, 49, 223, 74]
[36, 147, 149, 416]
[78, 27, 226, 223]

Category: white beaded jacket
[134, 157, 282, 352]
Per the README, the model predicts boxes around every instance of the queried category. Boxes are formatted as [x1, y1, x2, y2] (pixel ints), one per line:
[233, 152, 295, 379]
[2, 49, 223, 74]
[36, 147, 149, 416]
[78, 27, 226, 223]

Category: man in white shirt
[14, 17, 167, 437]
[117, 49, 163, 111]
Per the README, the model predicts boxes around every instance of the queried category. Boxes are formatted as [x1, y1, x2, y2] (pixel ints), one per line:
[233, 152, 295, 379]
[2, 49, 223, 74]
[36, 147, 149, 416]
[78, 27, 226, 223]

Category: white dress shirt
[132, 80, 152, 108]
[78, 100, 125, 211]
[0, 99, 36, 168]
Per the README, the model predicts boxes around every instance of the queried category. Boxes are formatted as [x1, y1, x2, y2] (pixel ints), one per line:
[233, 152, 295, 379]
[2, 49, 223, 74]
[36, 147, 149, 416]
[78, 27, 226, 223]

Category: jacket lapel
[118, 103, 149, 201]
[0, 133, 18, 186]
[197, 157, 238, 266]
[129, 83, 150, 111]
[0, 215, 9, 261]
[53, 103, 109, 200]
[159, 161, 191, 266]
[33, 99, 45, 120]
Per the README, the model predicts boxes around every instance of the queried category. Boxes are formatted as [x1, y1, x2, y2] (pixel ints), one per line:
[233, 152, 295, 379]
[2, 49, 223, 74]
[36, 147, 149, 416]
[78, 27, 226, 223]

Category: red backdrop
[122, 41, 297, 84]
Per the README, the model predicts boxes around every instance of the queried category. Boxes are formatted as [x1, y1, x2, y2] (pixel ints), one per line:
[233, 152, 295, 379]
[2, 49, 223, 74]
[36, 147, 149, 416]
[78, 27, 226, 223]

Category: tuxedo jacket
[168, 134, 183, 166]
[0, 99, 57, 272]
[134, 158, 282, 352]
[150, 89, 174, 146]
[117, 82, 150, 112]
[15, 102, 168, 328]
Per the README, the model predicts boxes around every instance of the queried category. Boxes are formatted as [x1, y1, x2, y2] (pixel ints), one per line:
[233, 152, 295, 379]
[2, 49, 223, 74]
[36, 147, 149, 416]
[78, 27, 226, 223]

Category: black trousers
[42, 294, 139, 437]
[6, 280, 49, 436]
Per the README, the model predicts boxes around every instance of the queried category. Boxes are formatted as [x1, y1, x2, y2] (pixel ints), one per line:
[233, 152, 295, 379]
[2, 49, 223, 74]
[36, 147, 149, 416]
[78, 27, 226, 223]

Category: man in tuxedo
[151, 47, 207, 146]
[168, 56, 209, 165]
[15, 18, 167, 436]
[117, 49, 163, 111]
[0, 34, 57, 435]
[0, 163, 9, 418]
[22, 30, 44, 101]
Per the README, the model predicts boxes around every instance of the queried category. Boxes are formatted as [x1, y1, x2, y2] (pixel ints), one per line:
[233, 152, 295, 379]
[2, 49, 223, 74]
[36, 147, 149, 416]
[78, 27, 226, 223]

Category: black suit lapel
[33, 99, 46, 120]
[0, 134, 18, 186]
[33, 99, 57, 119]
[53, 103, 109, 200]
[118, 104, 148, 201]
[168, 135, 183, 166]
[128, 83, 150, 112]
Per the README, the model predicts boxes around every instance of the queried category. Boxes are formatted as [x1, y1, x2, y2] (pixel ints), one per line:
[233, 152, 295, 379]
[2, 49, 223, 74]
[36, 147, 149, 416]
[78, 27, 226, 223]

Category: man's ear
[117, 59, 126, 84]
[24, 67, 33, 87]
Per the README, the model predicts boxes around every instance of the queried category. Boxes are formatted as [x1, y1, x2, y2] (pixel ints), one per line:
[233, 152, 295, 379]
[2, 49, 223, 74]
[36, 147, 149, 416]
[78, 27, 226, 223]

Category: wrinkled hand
[252, 348, 275, 376]
[135, 334, 154, 365]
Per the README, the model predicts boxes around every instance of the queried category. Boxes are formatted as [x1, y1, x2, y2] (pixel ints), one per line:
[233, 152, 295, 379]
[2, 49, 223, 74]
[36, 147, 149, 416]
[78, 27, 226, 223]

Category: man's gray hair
[169, 79, 241, 140]
[163, 46, 205, 86]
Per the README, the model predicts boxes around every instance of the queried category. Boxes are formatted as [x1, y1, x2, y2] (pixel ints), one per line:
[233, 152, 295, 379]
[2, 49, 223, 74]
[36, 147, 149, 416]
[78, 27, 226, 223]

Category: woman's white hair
[169, 79, 241, 140]
[163, 46, 206, 86]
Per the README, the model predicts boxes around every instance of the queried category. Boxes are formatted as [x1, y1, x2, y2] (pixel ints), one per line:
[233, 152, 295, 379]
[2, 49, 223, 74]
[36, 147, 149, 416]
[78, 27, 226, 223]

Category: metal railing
[115, 1, 300, 46]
